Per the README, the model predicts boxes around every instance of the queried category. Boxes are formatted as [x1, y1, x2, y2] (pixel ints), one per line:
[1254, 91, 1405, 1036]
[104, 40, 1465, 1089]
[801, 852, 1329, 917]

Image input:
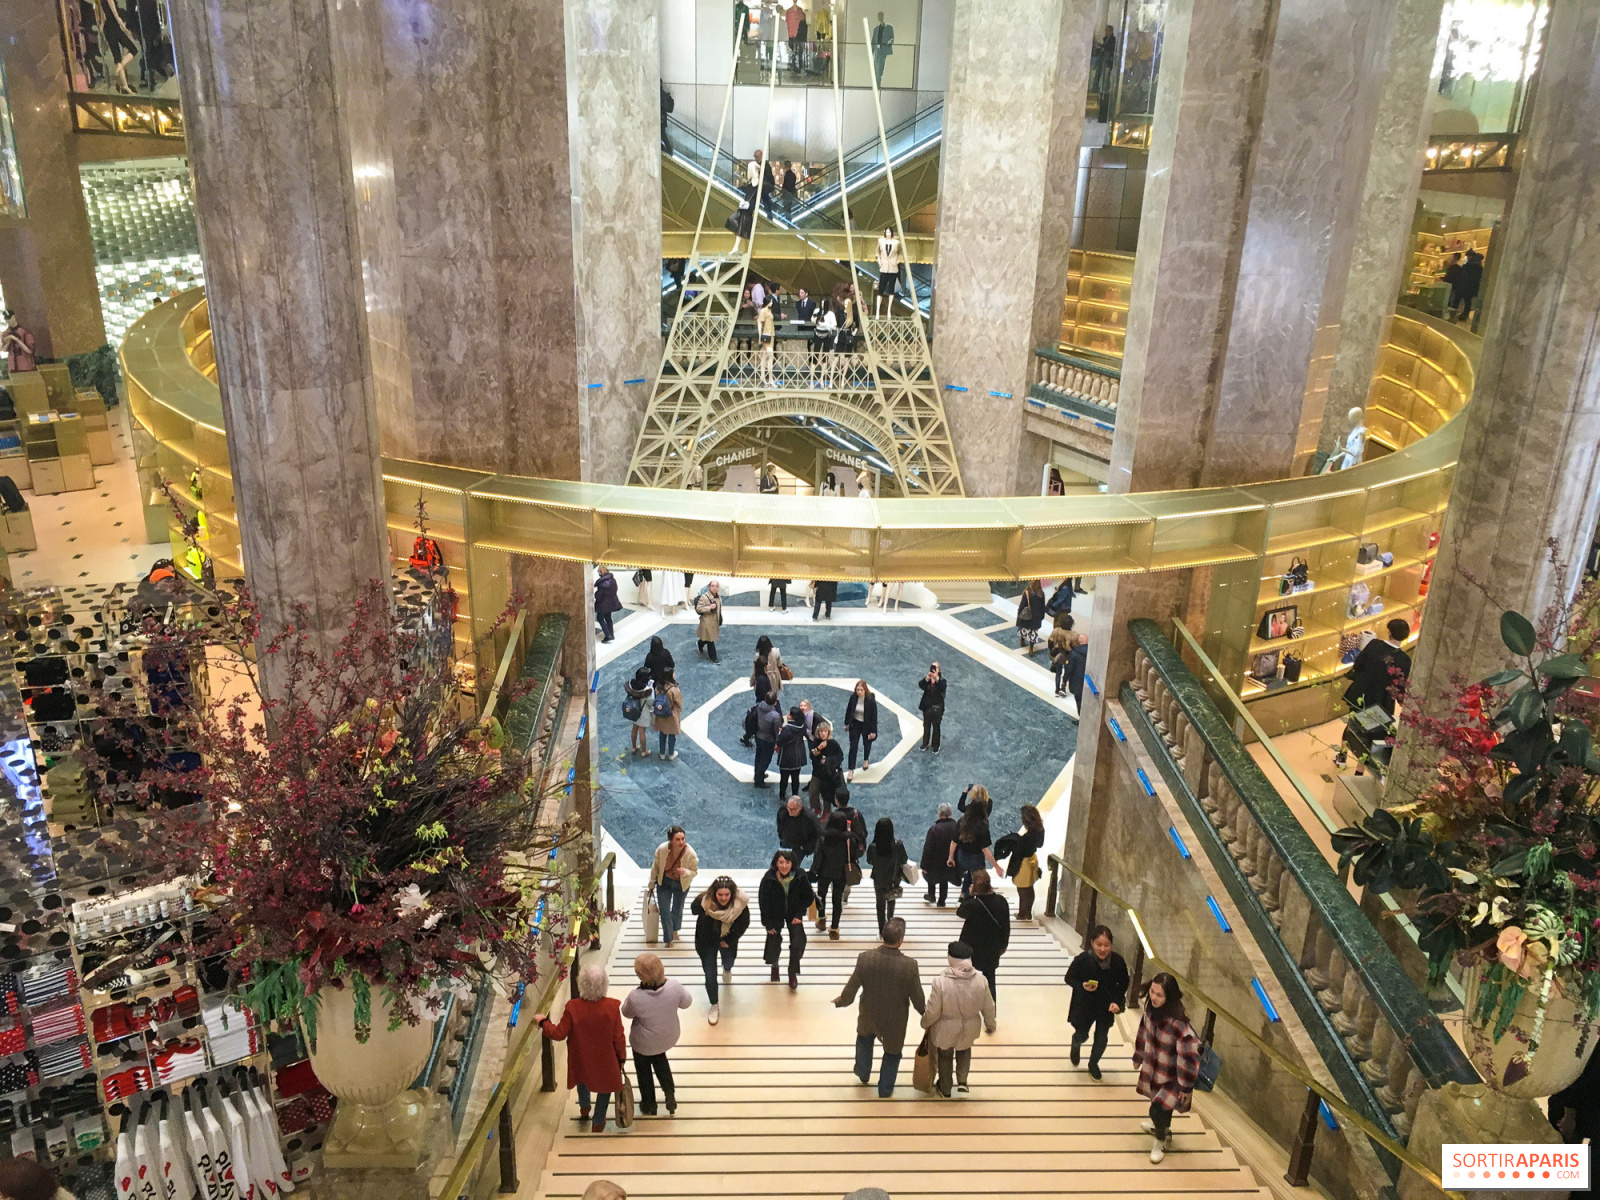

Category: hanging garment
[244, 1085, 293, 1194]
[222, 1093, 257, 1200]
[134, 1119, 163, 1200]
[182, 1104, 218, 1200]
[115, 1127, 139, 1200]
[159, 1111, 198, 1200]
[200, 1103, 237, 1200]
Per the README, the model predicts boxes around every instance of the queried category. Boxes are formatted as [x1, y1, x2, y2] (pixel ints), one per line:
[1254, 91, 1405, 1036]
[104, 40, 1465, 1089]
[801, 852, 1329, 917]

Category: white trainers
[1149, 1139, 1165, 1164]
[666, 751, 679, 761]
[707, 1004, 720, 1025]
[722, 969, 733, 983]
[1139, 1119, 1157, 1135]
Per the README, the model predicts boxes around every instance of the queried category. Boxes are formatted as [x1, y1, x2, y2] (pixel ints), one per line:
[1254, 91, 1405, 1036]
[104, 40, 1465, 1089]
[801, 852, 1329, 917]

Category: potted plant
[1334, 568, 1600, 1097]
[103, 560, 597, 1168]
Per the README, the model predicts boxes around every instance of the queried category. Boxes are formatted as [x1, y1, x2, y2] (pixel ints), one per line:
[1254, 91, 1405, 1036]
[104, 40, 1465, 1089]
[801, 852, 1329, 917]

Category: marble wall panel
[168, 0, 390, 659]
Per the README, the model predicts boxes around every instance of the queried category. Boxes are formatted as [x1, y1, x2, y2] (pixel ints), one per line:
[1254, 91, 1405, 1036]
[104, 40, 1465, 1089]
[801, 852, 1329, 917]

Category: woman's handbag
[779, 663, 794, 681]
[846, 859, 863, 887]
[614, 1065, 635, 1128]
[912, 1034, 935, 1094]
[1196, 1044, 1222, 1093]
[643, 893, 660, 944]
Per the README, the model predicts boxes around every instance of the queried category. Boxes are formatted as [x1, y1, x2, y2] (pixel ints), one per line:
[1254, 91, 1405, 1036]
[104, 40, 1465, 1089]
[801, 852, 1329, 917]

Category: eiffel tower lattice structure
[626, 20, 964, 497]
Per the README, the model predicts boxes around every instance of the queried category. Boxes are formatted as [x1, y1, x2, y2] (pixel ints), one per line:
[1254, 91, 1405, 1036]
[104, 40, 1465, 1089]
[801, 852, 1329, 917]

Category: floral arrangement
[104, 548, 597, 1044]
[1334, 553, 1600, 1085]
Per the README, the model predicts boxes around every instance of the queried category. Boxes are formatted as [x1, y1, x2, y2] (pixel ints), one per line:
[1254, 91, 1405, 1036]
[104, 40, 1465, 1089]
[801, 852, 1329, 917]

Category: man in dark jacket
[920, 803, 959, 906]
[1063, 924, 1130, 1079]
[1343, 618, 1413, 716]
[752, 696, 783, 789]
[776, 795, 821, 863]
[834, 917, 924, 1096]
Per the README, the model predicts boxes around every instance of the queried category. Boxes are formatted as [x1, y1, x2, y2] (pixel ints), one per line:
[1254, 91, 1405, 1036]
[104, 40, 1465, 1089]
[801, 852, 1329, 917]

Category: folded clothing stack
[90, 1002, 136, 1046]
[151, 1038, 205, 1085]
[0, 976, 19, 1015]
[273, 1059, 321, 1099]
[0, 1052, 40, 1092]
[277, 1088, 334, 1136]
[43, 755, 94, 825]
[100, 1064, 152, 1102]
[206, 1023, 262, 1066]
[20, 962, 76, 1008]
[29, 1001, 85, 1047]
[34, 1039, 91, 1080]
[173, 985, 200, 1019]
[0, 1022, 26, 1056]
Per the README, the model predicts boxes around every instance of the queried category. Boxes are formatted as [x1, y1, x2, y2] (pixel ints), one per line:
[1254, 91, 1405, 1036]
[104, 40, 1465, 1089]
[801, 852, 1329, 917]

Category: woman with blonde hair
[620, 953, 691, 1116]
[535, 964, 626, 1133]
[581, 1183, 626, 1200]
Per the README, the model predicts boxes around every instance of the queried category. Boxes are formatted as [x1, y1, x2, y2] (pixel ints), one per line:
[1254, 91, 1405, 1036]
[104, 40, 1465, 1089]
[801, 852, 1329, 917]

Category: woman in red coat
[536, 964, 627, 1132]
[1132, 972, 1203, 1163]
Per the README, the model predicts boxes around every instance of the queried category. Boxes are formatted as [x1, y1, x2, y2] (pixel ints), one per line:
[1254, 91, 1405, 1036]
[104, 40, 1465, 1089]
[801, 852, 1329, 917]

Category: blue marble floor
[594, 620, 1077, 868]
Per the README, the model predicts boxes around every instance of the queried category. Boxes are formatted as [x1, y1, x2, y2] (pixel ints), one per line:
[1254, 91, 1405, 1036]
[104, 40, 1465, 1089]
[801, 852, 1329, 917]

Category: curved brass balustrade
[122, 291, 1472, 596]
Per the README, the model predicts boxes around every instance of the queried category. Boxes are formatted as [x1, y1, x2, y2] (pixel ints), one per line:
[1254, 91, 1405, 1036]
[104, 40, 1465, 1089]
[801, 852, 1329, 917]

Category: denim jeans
[700, 945, 737, 1004]
[575, 1084, 612, 1125]
[656, 878, 686, 944]
[597, 610, 614, 641]
[658, 731, 677, 756]
[753, 739, 775, 784]
[855, 1034, 902, 1097]
[956, 847, 985, 898]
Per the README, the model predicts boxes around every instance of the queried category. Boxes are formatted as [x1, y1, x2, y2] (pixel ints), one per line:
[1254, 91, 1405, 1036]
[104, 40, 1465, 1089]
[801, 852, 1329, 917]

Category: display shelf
[1361, 505, 1439, 535]
[1265, 526, 1356, 557]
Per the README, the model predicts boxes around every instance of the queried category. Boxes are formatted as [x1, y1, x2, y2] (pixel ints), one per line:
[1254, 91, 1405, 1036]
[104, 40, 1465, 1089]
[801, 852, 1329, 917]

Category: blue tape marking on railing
[1205, 896, 1231, 933]
[1085, 673, 1099, 697]
[1251, 978, 1281, 1022]
[566, 765, 576, 795]
[1319, 1100, 1339, 1131]
[623, 377, 647, 385]
[1065, 411, 1082, 420]
[1135, 768, 1155, 797]
[1108, 716, 1126, 742]
[591, 670, 599, 694]
[1168, 826, 1190, 859]
[577, 714, 588, 741]
[944, 384, 968, 392]
[586, 382, 603, 389]
[988, 390, 1013, 399]
[1094, 421, 1115, 432]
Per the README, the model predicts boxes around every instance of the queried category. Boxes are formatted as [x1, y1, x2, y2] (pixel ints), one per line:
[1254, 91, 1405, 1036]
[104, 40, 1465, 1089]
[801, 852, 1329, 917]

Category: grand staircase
[529, 870, 1270, 1200]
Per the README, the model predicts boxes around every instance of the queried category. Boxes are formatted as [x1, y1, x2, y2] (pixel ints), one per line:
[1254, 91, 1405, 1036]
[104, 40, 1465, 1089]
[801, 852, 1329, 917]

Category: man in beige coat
[833, 917, 924, 1096]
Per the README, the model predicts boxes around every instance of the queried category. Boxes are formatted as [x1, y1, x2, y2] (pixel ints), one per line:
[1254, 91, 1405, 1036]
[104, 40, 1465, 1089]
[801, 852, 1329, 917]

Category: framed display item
[1257, 604, 1298, 641]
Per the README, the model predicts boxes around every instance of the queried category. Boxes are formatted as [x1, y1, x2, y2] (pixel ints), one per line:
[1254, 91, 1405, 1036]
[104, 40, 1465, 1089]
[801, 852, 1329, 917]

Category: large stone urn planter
[308, 983, 433, 1169]
[1463, 967, 1597, 1099]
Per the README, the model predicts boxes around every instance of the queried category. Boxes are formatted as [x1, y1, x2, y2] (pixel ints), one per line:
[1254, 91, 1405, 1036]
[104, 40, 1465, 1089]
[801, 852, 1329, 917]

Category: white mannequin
[875, 228, 901, 318]
[1323, 407, 1367, 472]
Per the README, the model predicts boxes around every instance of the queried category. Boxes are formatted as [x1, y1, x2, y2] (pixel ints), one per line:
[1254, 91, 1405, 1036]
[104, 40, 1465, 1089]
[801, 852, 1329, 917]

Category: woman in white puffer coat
[920, 940, 997, 1097]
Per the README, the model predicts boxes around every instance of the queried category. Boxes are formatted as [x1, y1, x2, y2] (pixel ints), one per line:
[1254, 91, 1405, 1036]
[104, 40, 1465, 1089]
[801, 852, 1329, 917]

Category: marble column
[1398, 0, 1600, 774]
[0, 0, 106, 356]
[168, 0, 391, 661]
[378, 0, 583, 480]
[567, 0, 664, 485]
[1060, 0, 1394, 917]
[1318, 0, 1447, 465]
[934, 0, 1094, 498]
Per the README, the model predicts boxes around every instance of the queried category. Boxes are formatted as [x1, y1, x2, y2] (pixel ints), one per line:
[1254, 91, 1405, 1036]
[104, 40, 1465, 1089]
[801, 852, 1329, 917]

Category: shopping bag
[644, 894, 660, 944]
[912, 1034, 934, 1094]
[615, 1066, 635, 1128]
[901, 862, 921, 886]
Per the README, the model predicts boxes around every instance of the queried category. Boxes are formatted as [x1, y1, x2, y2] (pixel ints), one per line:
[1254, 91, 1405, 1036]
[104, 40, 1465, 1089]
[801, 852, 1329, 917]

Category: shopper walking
[811, 810, 852, 940]
[865, 817, 908, 938]
[620, 953, 692, 1115]
[535, 965, 626, 1133]
[651, 668, 683, 761]
[775, 793, 822, 863]
[918, 661, 946, 752]
[994, 805, 1046, 921]
[958, 870, 1010, 999]
[920, 940, 996, 1097]
[767, 577, 790, 611]
[752, 634, 786, 705]
[1048, 614, 1076, 698]
[691, 877, 750, 1025]
[812, 578, 838, 620]
[760, 849, 815, 988]
[752, 693, 783, 789]
[594, 567, 623, 643]
[1133, 973, 1203, 1163]
[1066, 633, 1088, 718]
[949, 787, 999, 898]
[623, 668, 655, 757]
[843, 680, 878, 780]
[807, 721, 846, 814]
[1064, 924, 1129, 1081]
[776, 707, 811, 801]
[649, 826, 698, 947]
[920, 803, 959, 906]
[833, 917, 924, 1097]
[1016, 580, 1046, 654]
[643, 636, 675, 687]
[695, 581, 724, 661]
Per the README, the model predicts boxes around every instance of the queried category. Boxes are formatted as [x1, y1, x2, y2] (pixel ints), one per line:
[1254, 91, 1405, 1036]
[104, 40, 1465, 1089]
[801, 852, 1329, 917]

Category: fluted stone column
[0, 0, 106, 356]
[934, 0, 1094, 497]
[1318, 0, 1447, 465]
[1061, 0, 1394, 919]
[1396, 0, 1600, 789]
[169, 0, 391, 658]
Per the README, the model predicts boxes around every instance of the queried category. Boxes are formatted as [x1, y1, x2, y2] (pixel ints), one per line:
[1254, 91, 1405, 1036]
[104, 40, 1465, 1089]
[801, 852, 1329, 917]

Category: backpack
[743, 705, 760, 738]
[653, 691, 674, 718]
[622, 694, 644, 721]
[1046, 583, 1073, 615]
[410, 536, 443, 573]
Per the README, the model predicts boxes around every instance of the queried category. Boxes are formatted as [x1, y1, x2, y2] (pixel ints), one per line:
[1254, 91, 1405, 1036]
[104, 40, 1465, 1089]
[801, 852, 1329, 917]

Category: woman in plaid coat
[1132, 972, 1202, 1163]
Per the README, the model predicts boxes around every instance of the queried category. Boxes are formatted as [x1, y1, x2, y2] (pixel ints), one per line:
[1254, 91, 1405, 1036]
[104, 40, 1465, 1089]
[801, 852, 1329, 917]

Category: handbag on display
[1347, 582, 1371, 619]
[1282, 653, 1303, 683]
[1257, 605, 1298, 641]
[1379, 551, 1394, 567]
[1250, 651, 1281, 682]
[1279, 557, 1309, 595]
[1356, 542, 1380, 565]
